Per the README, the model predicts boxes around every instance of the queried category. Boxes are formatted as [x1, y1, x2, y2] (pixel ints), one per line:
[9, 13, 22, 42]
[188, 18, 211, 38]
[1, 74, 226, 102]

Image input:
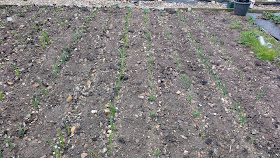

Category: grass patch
[238, 28, 280, 61]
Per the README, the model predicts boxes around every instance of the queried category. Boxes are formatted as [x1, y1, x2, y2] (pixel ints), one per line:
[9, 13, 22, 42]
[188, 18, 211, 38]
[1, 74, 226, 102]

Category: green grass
[238, 28, 280, 61]
[38, 81, 46, 96]
[229, 24, 243, 29]
[40, 37, 46, 49]
[249, 136, 256, 144]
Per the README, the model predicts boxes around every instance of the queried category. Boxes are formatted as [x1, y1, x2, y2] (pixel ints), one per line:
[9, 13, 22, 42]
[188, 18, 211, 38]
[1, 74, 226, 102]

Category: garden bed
[0, 5, 280, 158]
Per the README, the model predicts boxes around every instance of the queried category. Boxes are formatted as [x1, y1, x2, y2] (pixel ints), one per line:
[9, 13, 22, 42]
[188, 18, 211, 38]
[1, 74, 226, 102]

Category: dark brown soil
[0, 5, 279, 158]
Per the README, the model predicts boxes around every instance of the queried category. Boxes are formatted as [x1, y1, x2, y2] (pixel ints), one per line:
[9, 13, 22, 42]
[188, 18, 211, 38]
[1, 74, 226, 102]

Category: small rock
[84, 144, 88, 148]
[102, 148, 108, 153]
[7, 81, 13, 85]
[32, 83, 40, 88]
[87, 80, 91, 87]
[91, 110, 98, 114]
[7, 17, 13, 22]
[205, 138, 213, 145]
[71, 126, 77, 136]
[183, 150, 188, 156]
[104, 109, 110, 115]
[176, 90, 181, 95]
[81, 153, 88, 158]
[67, 96, 73, 102]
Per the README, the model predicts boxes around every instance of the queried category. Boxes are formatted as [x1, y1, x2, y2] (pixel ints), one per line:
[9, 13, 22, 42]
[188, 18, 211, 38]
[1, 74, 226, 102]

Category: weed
[193, 109, 200, 118]
[89, 150, 99, 158]
[257, 87, 267, 100]
[154, 148, 160, 157]
[32, 88, 39, 108]
[58, 129, 65, 148]
[238, 28, 280, 61]
[18, 125, 26, 138]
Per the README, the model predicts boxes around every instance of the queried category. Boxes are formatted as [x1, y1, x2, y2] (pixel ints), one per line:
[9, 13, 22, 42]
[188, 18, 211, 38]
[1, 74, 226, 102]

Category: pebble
[104, 109, 110, 115]
[67, 96, 73, 102]
[7, 81, 13, 85]
[91, 110, 98, 114]
[7, 17, 13, 22]
[71, 126, 77, 136]
[102, 148, 108, 153]
[81, 153, 88, 158]
[32, 83, 40, 88]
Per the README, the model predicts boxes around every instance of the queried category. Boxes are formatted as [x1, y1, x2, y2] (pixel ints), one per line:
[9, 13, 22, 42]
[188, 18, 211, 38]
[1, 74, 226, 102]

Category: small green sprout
[89, 150, 99, 158]
[44, 139, 60, 158]
[18, 125, 26, 138]
[221, 84, 226, 97]
[193, 109, 200, 118]
[58, 128, 65, 148]
[257, 87, 267, 100]
[11, 64, 20, 78]
[31, 88, 39, 108]
[151, 112, 156, 119]
[154, 148, 160, 157]
[167, 31, 172, 40]
[42, 31, 50, 44]
[148, 75, 152, 80]
[65, 122, 70, 136]
[0, 91, 3, 100]
[53, 61, 58, 77]
[149, 84, 154, 90]
[249, 136, 256, 144]
[144, 8, 147, 15]
[40, 37, 46, 49]
[232, 101, 246, 125]
[148, 57, 154, 64]
[5, 138, 14, 149]
[187, 93, 193, 103]
[38, 81, 46, 96]
[150, 94, 156, 102]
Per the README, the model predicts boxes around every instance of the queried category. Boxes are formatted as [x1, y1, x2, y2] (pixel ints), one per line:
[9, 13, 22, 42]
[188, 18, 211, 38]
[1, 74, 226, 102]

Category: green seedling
[221, 84, 226, 97]
[150, 94, 156, 102]
[151, 112, 156, 119]
[145, 31, 151, 41]
[32, 88, 39, 108]
[53, 61, 58, 77]
[212, 34, 217, 45]
[249, 136, 256, 144]
[62, 51, 68, 65]
[11, 64, 20, 78]
[18, 125, 26, 138]
[177, 64, 182, 71]
[0, 151, 2, 158]
[44, 139, 60, 158]
[65, 122, 70, 136]
[57, 16, 63, 29]
[33, 18, 38, 32]
[107, 103, 116, 155]
[154, 148, 160, 157]
[58, 129, 65, 148]
[201, 132, 205, 138]
[182, 74, 192, 91]
[193, 109, 200, 118]
[248, 82, 254, 89]
[232, 101, 246, 125]
[167, 31, 172, 40]
[89, 150, 99, 158]
[102, 21, 106, 32]
[5, 138, 14, 149]
[144, 8, 147, 15]
[149, 83, 154, 90]
[40, 37, 46, 49]
[38, 81, 46, 96]
[0, 91, 3, 100]
[187, 93, 193, 103]
[148, 75, 152, 80]
[42, 31, 50, 44]
[257, 87, 267, 100]
[148, 57, 154, 64]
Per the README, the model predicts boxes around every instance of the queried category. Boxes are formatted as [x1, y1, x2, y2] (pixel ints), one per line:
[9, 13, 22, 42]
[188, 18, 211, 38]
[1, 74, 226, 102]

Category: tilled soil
[0, 5, 279, 158]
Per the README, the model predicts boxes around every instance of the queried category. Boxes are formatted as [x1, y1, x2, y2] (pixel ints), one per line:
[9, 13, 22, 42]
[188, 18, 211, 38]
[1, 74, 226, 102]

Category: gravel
[0, 0, 279, 10]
